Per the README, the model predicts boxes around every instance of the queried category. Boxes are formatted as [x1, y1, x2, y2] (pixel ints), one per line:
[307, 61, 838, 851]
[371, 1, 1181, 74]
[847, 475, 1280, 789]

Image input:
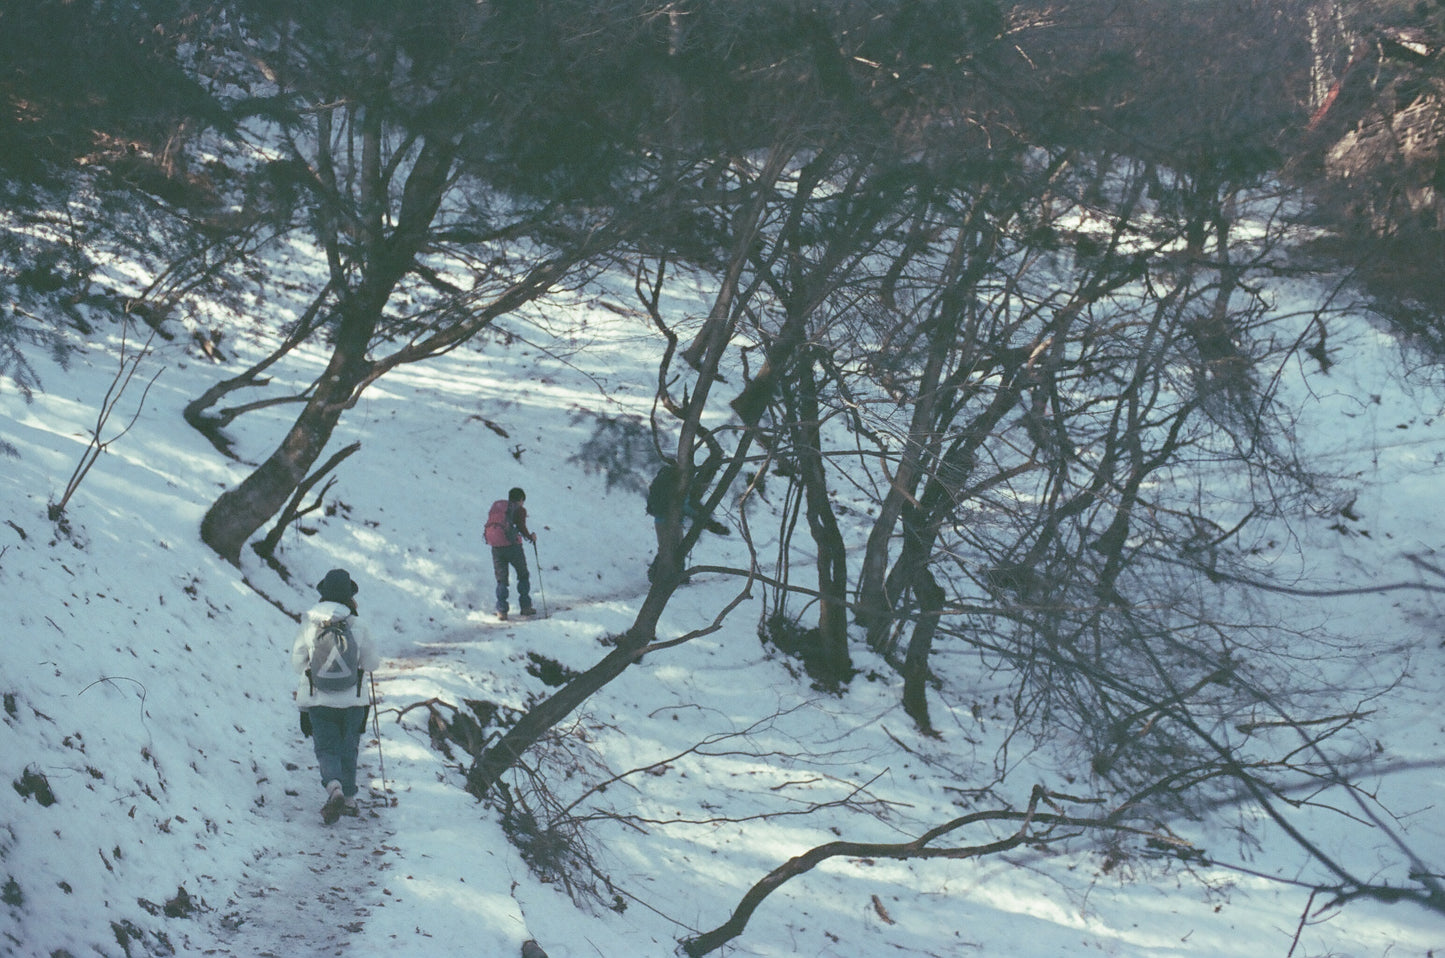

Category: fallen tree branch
[679, 785, 1128, 956]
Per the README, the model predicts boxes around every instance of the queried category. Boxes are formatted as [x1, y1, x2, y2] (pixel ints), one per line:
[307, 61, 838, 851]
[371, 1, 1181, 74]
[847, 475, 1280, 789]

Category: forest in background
[4, 3, 1445, 949]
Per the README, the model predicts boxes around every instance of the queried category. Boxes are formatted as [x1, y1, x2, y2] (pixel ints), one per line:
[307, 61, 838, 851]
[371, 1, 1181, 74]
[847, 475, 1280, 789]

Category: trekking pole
[530, 538, 548, 618]
[369, 672, 392, 805]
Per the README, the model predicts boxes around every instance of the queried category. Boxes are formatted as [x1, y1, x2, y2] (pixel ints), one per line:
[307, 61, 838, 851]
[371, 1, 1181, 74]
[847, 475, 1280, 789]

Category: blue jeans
[308, 706, 366, 798]
[492, 544, 532, 614]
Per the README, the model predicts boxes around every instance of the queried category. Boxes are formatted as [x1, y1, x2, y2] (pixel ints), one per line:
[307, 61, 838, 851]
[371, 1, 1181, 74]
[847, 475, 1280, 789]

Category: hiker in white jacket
[291, 568, 380, 824]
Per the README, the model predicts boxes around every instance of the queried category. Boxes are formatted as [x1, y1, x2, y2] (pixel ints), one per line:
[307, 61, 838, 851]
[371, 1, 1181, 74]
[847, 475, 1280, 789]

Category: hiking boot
[497, 610, 508, 621]
[341, 796, 360, 818]
[321, 781, 345, 825]
[519, 607, 538, 617]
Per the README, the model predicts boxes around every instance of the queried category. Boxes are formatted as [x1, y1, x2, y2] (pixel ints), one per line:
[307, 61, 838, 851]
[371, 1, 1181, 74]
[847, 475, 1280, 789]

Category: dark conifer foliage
[0, 0, 220, 185]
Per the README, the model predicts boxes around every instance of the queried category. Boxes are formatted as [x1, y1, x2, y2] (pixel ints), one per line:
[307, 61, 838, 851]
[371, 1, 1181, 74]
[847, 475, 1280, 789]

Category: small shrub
[138, 885, 199, 919]
[13, 767, 56, 806]
[496, 781, 613, 910]
[526, 652, 578, 687]
[48, 324, 161, 521]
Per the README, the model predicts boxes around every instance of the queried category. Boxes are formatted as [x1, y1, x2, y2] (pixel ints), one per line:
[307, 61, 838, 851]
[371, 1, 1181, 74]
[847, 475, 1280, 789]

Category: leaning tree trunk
[466, 596, 665, 798]
[198, 128, 455, 564]
[199, 307, 374, 564]
[466, 438, 762, 798]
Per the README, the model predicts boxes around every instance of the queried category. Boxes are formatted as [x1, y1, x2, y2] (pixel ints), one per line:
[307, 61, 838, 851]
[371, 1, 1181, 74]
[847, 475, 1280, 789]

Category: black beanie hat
[316, 568, 358, 603]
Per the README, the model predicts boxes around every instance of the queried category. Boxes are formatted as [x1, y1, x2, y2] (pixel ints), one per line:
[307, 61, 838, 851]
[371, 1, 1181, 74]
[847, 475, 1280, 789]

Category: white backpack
[307, 618, 363, 696]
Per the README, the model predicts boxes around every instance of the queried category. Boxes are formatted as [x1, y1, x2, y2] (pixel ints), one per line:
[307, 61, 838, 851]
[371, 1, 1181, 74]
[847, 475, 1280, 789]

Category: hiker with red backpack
[485, 487, 538, 620]
[291, 568, 380, 824]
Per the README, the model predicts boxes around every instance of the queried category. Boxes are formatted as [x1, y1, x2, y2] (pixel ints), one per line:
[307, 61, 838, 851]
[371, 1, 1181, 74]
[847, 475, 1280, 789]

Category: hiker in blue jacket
[291, 568, 380, 824]
[484, 487, 537, 620]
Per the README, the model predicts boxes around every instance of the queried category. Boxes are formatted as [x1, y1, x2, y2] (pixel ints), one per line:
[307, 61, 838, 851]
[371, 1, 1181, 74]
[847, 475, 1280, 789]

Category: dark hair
[508, 487, 526, 502]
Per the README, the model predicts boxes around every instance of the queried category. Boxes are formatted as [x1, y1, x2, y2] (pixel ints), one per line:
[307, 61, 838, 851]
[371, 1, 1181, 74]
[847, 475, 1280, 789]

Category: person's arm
[290, 619, 314, 674]
[514, 504, 536, 541]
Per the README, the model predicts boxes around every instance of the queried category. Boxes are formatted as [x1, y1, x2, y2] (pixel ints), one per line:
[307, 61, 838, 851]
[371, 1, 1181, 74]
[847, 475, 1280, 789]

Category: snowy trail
[196, 750, 400, 958]
[187, 620, 574, 958]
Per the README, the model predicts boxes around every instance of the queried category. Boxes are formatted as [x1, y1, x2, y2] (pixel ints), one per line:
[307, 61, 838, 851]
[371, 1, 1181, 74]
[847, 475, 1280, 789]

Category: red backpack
[484, 499, 514, 546]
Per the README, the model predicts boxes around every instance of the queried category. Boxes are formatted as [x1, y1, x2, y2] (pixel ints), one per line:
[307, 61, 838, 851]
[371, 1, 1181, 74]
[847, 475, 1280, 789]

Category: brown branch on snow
[679, 785, 1144, 957]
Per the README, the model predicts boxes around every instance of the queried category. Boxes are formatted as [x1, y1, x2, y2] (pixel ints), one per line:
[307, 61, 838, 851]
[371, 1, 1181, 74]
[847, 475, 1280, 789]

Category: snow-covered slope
[2, 264, 1443, 957]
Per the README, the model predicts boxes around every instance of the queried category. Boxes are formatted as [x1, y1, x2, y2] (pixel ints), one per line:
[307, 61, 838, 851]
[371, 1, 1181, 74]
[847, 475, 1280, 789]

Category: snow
[2, 259, 1444, 958]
